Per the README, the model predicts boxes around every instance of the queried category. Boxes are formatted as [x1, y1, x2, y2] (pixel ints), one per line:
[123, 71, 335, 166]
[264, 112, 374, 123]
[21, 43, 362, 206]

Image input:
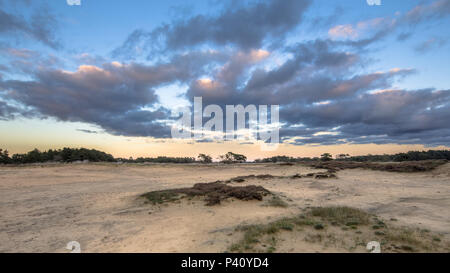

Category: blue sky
[1, 0, 449, 158]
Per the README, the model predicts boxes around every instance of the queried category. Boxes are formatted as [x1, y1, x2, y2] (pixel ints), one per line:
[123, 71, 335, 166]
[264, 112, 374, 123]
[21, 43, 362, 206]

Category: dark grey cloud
[0, 50, 227, 137]
[271, 69, 414, 105]
[113, 0, 311, 58]
[76, 129, 99, 134]
[195, 139, 214, 143]
[164, 0, 310, 49]
[186, 39, 413, 106]
[284, 89, 450, 128]
[0, 47, 63, 75]
[0, 4, 60, 49]
[0, 100, 19, 120]
[328, 0, 450, 50]
[247, 40, 360, 90]
[181, 35, 449, 146]
[281, 89, 450, 145]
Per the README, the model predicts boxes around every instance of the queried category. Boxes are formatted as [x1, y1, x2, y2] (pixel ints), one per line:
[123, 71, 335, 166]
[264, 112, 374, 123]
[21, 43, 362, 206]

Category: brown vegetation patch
[305, 160, 447, 173]
[314, 172, 337, 179]
[225, 172, 338, 181]
[223, 174, 277, 183]
[278, 162, 295, 166]
[141, 182, 271, 206]
[289, 171, 337, 179]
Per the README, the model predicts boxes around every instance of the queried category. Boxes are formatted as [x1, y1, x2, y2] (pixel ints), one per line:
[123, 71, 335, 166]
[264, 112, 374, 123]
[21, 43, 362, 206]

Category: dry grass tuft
[228, 206, 449, 253]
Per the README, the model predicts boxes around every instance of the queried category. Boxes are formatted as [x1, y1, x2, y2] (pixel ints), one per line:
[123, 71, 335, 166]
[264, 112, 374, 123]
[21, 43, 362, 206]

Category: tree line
[1, 147, 449, 165]
[254, 150, 450, 163]
[335, 150, 450, 162]
[0, 148, 247, 164]
[0, 148, 115, 164]
[117, 152, 247, 164]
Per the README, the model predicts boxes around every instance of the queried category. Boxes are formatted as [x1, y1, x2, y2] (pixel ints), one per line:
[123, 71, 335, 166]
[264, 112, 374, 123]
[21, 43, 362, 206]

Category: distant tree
[336, 150, 450, 162]
[25, 149, 44, 163]
[11, 153, 25, 164]
[197, 154, 213, 163]
[6, 147, 115, 164]
[2, 148, 449, 165]
[219, 152, 247, 163]
[320, 153, 333, 161]
[0, 149, 11, 164]
[124, 156, 196, 163]
[258, 155, 296, 163]
[336, 154, 350, 160]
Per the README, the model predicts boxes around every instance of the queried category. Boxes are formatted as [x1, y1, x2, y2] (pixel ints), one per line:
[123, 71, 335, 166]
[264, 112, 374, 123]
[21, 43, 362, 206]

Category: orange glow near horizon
[1, 119, 448, 161]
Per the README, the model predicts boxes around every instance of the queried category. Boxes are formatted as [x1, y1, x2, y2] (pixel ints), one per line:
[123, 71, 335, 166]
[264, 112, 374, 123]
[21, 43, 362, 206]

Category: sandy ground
[0, 163, 449, 253]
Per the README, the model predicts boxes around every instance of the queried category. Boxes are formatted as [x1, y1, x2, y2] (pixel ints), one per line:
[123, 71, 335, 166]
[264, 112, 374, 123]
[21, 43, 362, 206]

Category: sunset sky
[1, 0, 450, 160]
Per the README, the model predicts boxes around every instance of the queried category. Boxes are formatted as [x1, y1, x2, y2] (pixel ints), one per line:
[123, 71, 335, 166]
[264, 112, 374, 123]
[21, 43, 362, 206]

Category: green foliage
[3, 147, 448, 165]
[1, 147, 115, 164]
[141, 190, 181, 205]
[255, 150, 450, 163]
[339, 150, 450, 162]
[320, 153, 333, 161]
[197, 153, 213, 163]
[310, 207, 370, 226]
[336, 154, 350, 159]
[254, 155, 317, 163]
[230, 206, 446, 253]
[0, 149, 11, 164]
[267, 195, 289, 208]
[219, 152, 247, 163]
[0, 147, 247, 164]
[122, 156, 196, 164]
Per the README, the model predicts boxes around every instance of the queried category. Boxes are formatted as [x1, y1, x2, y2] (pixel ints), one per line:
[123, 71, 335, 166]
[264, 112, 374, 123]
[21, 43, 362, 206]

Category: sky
[0, 0, 450, 160]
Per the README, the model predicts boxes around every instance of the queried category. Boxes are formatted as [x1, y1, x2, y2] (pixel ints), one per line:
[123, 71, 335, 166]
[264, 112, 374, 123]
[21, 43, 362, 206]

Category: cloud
[186, 48, 271, 105]
[404, 0, 450, 24]
[328, 17, 396, 45]
[0, 50, 227, 137]
[328, 0, 450, 48]
[414, 37, 448, 53]
[76, 129, 99, 134]
[179, 35, 450, 146]
[281, 88, 450, 145]
[328, 24, 358, 40]
[186, 39, 413, 106]
[0, 47, 62, 75]
[113, 0, 311, 58]
[1, 0, 450, 148]
[0, 100, 20, 120]
[0, 5, 60, 49]
[396, 32, 412, 41]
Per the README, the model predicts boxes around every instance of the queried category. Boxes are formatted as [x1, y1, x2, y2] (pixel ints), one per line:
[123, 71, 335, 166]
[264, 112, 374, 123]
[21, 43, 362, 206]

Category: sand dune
[0, 163, 449, 253]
